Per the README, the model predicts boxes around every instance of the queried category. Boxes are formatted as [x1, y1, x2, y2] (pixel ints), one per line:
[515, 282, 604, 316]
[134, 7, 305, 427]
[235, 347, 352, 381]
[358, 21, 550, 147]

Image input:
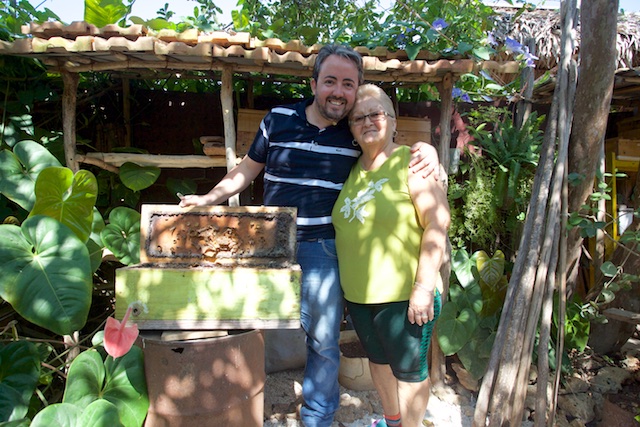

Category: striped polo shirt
[247, 98, 361, 241]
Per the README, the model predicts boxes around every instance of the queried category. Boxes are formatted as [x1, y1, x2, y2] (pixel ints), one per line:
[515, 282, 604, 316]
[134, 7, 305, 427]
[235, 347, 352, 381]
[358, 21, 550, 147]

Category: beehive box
[115, 204, 301, 330]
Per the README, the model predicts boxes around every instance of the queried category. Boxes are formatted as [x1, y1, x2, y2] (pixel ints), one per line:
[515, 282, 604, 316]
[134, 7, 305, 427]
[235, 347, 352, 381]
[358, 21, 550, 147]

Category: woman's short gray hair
[351, 84, 396, 119]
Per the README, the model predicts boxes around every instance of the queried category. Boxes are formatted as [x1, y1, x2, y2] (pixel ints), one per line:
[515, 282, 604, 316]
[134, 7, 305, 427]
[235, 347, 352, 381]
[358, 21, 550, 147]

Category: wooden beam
[80, 152, 233, 168]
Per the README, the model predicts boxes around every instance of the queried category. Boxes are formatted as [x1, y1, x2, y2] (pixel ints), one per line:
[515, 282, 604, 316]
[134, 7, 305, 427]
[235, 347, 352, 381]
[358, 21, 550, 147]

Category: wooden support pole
[430, 74, 454, 393]
[436, 73, 453, 176]
[61, 71, 79, 172]
[221, 64, 239, 207]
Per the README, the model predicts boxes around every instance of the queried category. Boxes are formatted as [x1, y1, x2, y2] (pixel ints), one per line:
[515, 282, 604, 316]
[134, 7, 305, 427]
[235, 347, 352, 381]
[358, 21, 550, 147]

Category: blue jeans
[296, 239, 344, 427]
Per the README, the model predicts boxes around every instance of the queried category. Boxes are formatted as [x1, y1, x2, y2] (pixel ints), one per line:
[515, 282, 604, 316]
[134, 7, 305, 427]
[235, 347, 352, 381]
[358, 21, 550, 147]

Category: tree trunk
[566, 0, 619, 290]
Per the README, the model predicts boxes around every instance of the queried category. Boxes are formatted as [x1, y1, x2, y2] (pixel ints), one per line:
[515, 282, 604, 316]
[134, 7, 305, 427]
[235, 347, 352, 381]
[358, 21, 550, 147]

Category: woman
[332, 84, 450, 427]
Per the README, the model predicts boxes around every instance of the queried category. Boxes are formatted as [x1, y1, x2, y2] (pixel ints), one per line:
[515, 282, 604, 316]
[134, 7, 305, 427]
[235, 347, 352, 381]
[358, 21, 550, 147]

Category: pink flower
[104, 306, 139, 358]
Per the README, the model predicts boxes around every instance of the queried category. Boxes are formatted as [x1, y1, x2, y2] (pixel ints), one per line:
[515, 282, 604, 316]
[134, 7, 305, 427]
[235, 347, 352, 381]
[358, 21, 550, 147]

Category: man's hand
[409, 142, 439, 179]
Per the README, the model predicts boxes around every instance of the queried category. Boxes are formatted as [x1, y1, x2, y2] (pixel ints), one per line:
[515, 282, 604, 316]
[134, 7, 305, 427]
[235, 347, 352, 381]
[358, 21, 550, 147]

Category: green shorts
[345, 290, 441, 382]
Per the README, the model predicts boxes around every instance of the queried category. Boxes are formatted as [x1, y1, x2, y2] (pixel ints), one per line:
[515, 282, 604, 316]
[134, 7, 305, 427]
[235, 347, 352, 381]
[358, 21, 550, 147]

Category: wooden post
[430, 73, 454, 393]
[436, 73, 453, 177]
[221, 65, 239, 207]
[61, 71, 79, 172]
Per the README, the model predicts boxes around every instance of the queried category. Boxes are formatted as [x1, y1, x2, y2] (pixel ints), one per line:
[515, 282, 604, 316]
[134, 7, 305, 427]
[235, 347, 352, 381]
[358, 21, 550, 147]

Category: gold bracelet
[414, 282, 434, 293]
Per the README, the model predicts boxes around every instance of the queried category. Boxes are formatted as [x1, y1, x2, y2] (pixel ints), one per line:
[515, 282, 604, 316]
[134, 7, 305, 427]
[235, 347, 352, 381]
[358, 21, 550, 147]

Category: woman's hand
[407, 284, 435, 326]
[409, 142, 439, 179]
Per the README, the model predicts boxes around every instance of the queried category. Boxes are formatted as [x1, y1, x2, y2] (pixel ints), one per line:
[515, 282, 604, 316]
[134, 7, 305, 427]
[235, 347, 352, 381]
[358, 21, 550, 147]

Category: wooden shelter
[0, 21, 520, 181]
[491, 7, 640, 106]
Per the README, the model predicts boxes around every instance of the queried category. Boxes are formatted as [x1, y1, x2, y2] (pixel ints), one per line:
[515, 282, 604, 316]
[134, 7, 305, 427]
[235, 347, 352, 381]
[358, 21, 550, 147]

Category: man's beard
[317, 97, 349, 123]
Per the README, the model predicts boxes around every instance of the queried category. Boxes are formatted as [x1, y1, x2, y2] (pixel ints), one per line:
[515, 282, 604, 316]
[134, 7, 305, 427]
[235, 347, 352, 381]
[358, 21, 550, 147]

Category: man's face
[310, 55, 359, 124]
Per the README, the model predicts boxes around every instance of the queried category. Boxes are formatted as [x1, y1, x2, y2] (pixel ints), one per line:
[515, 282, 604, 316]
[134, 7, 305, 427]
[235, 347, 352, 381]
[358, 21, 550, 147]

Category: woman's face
[349, 97, 396, 148]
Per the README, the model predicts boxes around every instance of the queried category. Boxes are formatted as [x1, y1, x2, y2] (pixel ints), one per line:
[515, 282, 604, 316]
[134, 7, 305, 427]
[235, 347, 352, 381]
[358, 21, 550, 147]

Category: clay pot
[139, 329, 265, 427]
[338, 330, 375, 391]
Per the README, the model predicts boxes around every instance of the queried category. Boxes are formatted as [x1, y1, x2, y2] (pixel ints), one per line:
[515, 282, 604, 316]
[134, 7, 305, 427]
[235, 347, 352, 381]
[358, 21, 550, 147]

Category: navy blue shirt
[247, 98, 361, 241]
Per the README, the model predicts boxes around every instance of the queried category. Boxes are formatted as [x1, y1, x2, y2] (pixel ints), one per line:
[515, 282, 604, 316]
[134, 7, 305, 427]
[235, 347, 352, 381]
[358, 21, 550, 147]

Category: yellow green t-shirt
[332, 146, 423, 304]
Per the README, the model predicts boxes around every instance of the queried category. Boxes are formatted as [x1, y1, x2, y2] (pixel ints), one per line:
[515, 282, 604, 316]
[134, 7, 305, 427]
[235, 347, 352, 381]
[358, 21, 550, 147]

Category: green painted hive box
[115, 204, 301, 330]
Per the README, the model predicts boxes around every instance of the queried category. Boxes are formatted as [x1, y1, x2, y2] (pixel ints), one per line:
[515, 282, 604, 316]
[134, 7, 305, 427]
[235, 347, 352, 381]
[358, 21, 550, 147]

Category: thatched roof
[493, 8, 640, 71]
[492, 7, 640, 106]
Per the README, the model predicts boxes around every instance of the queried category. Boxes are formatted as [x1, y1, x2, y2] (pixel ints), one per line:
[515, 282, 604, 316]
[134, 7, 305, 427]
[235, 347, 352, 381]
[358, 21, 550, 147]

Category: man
[179, 44, 438, 427]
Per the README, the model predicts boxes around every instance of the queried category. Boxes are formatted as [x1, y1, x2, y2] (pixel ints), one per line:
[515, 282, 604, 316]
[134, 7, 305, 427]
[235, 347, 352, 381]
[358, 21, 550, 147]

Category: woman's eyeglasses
[350, 110, 392, 126]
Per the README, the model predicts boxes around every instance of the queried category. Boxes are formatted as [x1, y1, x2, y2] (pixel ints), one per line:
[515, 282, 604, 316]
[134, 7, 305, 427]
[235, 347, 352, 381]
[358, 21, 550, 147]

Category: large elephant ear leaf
[0, 341, 41, 422]
[63, 348, 148, 427]
[0, 140, 61, 211]
[30, 402, 82, 427]
[101, 207, 140, 265]
[0, 216, 92, 336]
[476, 250, 505, 288]
[119, 162, 160, 192]
[437, 303, 479, 356]
[30, 167, 98, 243]
[78, 399, 125, 427]
[451, 248, 479, 288]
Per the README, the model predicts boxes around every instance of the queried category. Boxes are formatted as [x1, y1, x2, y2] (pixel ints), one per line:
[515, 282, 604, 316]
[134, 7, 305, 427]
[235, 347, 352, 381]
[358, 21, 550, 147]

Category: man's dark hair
[312, 44, 364, 85]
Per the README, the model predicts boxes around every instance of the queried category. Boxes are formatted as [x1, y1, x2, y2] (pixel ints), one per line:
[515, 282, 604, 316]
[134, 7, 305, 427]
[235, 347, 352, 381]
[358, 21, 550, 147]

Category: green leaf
[476, 250, 505, 288]
[405, 44, 422, 61]
[437, 303, 478, 355]
[472, 46, 493, 60]
[456, 325, 495, 379]
[145, 17, 176, 31]
[451, 248, 478, 288]
[84, 0, 128, 27]
[63, 348, 149, 427]
[87, 208, 106, 273]
[30, 403, 81, 427]
[0, 140, 62, 211]
[484, 83, 504, 91]
[480, 275, 508, 317]
[0, 341, 41, 422]
[119, 162, 160, 192]
[600, 261, 618, 278]
[452, 282, 483, 314]
[78, 400, 125, 427]
[100, 207, 141, 265]
[30, 167, 98, 243]
[0, 216, 92, 336]
[457, 41, 473, 54]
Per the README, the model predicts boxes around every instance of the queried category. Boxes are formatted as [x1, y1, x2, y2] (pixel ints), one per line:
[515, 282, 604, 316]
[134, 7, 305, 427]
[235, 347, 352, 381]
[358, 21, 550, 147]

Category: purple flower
[505, 37, 524, 54]
[487, 32, 498, 46]
[522, 46, 538, 68]
[452, 88, 473, 103]
[432, 18, 449, 31]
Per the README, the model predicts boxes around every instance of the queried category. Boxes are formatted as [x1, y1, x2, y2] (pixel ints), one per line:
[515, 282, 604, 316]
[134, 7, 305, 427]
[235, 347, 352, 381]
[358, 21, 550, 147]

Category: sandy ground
[262, 367, 534, 427]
